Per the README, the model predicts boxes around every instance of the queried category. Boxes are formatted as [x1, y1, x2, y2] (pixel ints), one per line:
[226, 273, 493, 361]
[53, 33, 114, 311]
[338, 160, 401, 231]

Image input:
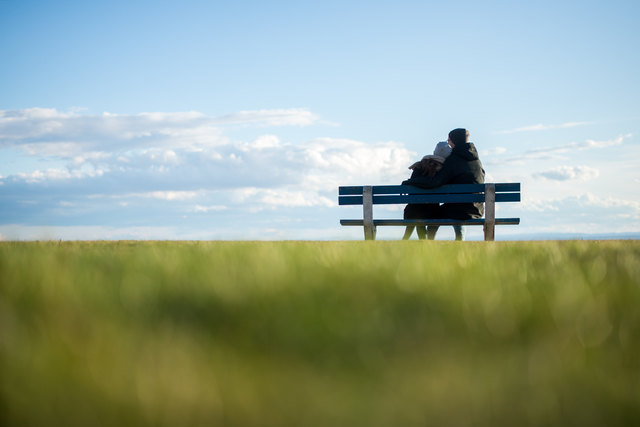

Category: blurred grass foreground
[1, 240, 640, 426]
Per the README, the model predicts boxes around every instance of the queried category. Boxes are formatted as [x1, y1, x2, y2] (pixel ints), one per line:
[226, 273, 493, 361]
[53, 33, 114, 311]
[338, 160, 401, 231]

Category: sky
[1, 0, 639, 240]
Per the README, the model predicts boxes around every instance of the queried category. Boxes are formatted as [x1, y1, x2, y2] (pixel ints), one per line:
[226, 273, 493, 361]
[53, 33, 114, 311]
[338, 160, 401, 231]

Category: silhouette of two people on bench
[402, 128, 485, 240]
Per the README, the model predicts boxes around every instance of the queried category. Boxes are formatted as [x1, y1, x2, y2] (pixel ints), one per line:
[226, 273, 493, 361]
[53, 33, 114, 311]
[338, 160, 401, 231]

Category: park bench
[338, 183, 521, 241]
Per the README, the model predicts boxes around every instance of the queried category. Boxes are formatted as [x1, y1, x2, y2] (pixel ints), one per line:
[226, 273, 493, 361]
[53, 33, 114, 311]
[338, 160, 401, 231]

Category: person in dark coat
[401, 128, 485, 240]
[402, 153, 446, 240]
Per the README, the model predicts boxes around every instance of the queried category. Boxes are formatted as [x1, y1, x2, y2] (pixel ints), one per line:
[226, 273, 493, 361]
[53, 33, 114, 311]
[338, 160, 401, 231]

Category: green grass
[1, 240, 639, 426]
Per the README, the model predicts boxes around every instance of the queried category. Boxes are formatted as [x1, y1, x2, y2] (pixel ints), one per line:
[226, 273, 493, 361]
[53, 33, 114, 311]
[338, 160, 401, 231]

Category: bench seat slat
[338, 183, 520, 195]
[340, 218, 521, 226]
[338, 192, 520, 205]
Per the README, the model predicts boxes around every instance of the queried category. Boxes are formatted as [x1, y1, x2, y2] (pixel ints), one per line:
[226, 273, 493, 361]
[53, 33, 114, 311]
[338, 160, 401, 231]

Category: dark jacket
[402, 142, 485, 219]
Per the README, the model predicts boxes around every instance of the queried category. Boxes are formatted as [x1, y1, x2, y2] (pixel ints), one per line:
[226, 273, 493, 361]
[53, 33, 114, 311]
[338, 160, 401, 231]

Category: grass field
[1, 240, 639, 426]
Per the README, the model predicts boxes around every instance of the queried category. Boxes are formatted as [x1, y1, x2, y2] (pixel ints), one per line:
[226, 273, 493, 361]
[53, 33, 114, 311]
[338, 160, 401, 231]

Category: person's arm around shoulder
[402, 161, 453, 188]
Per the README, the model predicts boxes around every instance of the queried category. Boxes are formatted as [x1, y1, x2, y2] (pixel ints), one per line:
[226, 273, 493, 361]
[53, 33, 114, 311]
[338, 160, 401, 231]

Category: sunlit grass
[1, 240, 639, 426]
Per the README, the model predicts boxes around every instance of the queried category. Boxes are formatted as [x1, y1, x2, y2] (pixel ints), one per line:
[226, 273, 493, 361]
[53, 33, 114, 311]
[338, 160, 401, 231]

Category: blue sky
[1, 0, 639, 240]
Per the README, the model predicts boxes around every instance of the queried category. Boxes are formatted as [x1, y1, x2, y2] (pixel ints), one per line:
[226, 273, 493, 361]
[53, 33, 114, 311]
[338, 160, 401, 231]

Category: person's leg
[402, 226, 414, 240]
[417, 226, 427, 240]
[404, 204, 430, 240]
[424, 203, 442, 240]
[426, 225, 439, 240]
[440, 204, 473, 241]
[453, 225, 464, 241]
[403, 205, 419, 240]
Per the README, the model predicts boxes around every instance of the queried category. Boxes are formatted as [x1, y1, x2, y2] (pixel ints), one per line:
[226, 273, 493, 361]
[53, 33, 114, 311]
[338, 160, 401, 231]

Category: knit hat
[448, 128, 469, 147]
[433, 141, 452, 158]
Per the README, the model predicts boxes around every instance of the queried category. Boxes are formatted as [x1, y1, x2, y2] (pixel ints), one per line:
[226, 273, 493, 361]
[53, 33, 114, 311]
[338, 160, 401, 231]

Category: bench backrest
[338, 183, 521, 206]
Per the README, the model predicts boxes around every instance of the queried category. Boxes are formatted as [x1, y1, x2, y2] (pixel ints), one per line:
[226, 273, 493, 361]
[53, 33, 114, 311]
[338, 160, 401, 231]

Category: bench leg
[363, 185, 376, 240]
[483, 223, 495, 241]
[364, 225, 377, 241]
[483, 183, 496, 241]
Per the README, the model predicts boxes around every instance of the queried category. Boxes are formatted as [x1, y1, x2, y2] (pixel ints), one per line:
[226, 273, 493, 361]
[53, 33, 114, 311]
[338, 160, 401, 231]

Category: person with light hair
[402, 141, 463, 239]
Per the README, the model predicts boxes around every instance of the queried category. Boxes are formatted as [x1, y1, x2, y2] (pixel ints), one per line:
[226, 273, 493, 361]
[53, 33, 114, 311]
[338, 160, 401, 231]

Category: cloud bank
[534, 165, 600, 181]
[0, 108, 414, 237]
[496, 121, 593, 134]
[515, 193, 640, 234]
[501, 133, 632, 163]
[2, 109, 637, 240]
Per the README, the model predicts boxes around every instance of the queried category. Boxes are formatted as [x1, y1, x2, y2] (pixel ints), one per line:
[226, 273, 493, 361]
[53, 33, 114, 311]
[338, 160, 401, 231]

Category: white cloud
[140, 149, 181, 165]
[213, 108, 320, 127]
[21, 142, 88, 157]
[259, 189, 334, 208]
[519, 193, 640, 217]
[147, 191, 198, 201]
[0, 223, 356, 241]
[0, 224, 188, 241]
[0, 108, 416, 238]
[134, 111, 206, 122]
[301, 137, 413, 191]
[512, 193, 640, 234]
[15, 167, 107, 183]
[240, 134, 281, 151]
[72, 151, 112, 166]
[87, 191, 201, 201]
[480, 147, 507, 157]
[503, 133, 632, 163]
[124, 191, 200, 201]
[496, 121, 593, 134]
[518, 198, 560, 213]
[0, 107, 321, 156]
[191, 205, 228, 213]
[534, 165, 600, 181]
[526, 133, 631, 155]
[576, 193, 640, 211]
